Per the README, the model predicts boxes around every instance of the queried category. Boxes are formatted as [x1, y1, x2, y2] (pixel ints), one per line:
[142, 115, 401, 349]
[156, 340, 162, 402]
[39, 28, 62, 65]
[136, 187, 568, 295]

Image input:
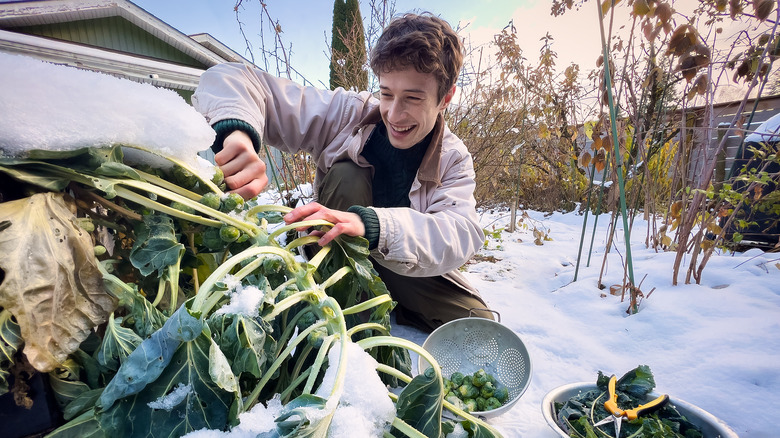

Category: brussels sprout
[463, 398, 478, 412]
[94, 245, 107, 256]
[220, 225, 241, 243]
[211, 167, 224, 186]
[450, 371, 465, 387]
[471, 368, 489, 387]
[296, 311, 318, 331]
[493, 386, 509, 403]
[170, 200, 195, 215]
[172, 165, 199, 190]
[480, 381, 496, 399]
[76, 217, 95, 232]
[202, 227, 224, 251]
[485, 396, 502, 410]
[475, 396, 487, 411]
[458, 382, 478, 399]
[199, 192, 221, 210]
[220, 193, 244, 212]
[307, 326, 328, 348]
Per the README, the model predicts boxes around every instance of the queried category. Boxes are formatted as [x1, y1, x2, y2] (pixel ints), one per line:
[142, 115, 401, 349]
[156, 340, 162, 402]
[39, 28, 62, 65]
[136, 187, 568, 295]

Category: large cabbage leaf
[0, 192, 116, 372]
[98, 330, 234, 438]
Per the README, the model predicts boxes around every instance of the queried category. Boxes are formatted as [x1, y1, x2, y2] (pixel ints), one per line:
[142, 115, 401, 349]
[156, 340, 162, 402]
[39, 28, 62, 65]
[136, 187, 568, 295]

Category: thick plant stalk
[596, 0, 636, 303]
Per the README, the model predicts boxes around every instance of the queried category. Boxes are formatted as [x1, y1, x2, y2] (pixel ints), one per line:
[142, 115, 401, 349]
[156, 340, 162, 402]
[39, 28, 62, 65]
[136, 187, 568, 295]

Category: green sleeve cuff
[347, 205, 380, 250]
[211, 119, 262, 154]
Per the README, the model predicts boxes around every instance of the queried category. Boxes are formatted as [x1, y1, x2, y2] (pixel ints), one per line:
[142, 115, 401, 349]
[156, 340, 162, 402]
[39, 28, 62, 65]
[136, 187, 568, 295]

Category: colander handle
[468, 308, 501, 323]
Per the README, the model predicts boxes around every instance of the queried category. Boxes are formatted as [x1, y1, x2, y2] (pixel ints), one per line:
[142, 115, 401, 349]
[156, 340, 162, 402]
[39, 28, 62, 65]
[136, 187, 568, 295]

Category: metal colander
[417, 312, 532, 418]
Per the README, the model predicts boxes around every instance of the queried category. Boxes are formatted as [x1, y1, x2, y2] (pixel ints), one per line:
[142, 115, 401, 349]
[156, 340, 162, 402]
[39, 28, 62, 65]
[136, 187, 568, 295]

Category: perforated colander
[417, 312, 532, 418]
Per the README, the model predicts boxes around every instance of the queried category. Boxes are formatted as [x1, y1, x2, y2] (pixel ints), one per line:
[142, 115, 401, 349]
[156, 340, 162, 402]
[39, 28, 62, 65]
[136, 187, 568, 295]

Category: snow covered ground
[392, 207, 779, 437]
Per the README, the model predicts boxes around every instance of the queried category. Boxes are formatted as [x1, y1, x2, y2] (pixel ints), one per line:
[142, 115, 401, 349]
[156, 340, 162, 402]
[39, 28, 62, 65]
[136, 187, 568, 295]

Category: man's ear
[439, 85, 456, 110]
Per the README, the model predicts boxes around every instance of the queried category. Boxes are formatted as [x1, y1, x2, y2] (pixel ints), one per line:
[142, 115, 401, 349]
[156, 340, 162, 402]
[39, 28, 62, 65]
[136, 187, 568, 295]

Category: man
[193, 13, 492, 331]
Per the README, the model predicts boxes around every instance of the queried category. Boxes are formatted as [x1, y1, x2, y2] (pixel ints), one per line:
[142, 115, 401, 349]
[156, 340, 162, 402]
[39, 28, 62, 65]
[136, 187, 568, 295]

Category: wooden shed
[0, 0, 252, 102]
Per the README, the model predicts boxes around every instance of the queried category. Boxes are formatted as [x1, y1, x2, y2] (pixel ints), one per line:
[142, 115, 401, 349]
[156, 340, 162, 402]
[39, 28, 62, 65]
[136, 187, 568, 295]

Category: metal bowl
[417, 316, 532, 418]
[541, 382, 738, 438]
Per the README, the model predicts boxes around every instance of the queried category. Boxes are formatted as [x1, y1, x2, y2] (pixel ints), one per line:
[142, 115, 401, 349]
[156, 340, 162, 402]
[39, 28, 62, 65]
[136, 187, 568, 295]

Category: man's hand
[284, 202, 365, 247]
[215, 130, 268, 199]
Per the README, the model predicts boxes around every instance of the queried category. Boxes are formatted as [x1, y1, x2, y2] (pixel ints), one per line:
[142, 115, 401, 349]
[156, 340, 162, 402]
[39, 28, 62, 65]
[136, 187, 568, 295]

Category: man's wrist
[347, 205, 380, 249]
[211, 119, 261, 153]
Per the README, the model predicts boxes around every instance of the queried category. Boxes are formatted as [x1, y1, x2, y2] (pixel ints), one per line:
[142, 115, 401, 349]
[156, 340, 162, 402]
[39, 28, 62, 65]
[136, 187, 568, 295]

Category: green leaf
[271, 393, 332, 438]
[130, 213, 185, 278]
[98, 331, 234, 438]
[98, 303, 203, 410]
[209, 337, 239, 393]
[49, 359, 93, 410]
[63, 387, 103, 420]
[47, 409, 108, 438]
[0, 308, 22, 395]
[394, 368, 444, 437]
[614, 364, 655, 398]
[207, 313, 274, 380]
[96, 313, 143, 372]
[0, 193, 116, 372]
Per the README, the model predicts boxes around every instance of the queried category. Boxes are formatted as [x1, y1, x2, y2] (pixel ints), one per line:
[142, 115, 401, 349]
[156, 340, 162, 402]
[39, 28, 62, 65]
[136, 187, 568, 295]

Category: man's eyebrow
[379, 85, 427, 93]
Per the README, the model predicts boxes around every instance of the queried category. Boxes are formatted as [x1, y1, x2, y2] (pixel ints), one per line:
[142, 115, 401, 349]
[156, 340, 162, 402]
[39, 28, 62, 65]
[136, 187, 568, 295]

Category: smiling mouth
[391, 124, 414, 133]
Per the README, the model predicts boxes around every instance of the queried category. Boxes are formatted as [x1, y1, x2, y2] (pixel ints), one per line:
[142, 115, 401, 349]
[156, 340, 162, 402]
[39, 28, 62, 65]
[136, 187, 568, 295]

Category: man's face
[378, 68, 455, 149]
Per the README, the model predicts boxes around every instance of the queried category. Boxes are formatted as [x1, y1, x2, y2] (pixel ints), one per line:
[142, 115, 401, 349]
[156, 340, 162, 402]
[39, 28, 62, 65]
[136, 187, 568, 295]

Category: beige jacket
[193, 63, 484, 283]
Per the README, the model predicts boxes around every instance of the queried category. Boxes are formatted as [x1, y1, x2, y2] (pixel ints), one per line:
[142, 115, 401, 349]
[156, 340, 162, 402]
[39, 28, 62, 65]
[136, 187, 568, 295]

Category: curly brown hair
[370, 13, 464, 102]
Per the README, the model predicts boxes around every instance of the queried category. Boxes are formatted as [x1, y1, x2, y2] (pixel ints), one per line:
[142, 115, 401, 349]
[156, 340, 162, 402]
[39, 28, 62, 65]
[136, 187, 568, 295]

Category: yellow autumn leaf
[661, 235, 672, 246]
[633, 0, 650, 16]
[707, 222, 723, 235]
[700, 239, 715, 251]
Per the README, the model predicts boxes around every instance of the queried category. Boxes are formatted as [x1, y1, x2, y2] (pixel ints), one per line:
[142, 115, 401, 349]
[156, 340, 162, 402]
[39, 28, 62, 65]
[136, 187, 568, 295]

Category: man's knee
[318, 161, 372, 210]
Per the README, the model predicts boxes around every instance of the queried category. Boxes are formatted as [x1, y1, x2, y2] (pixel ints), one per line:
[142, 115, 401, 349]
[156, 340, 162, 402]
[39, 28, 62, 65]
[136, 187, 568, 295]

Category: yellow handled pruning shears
[592, 375, 670, 438]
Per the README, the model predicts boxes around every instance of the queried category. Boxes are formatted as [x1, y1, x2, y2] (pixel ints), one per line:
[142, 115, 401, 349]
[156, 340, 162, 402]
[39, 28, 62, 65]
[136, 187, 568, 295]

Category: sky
[131, 0, 609, 88]
[3, 50, 778, 437]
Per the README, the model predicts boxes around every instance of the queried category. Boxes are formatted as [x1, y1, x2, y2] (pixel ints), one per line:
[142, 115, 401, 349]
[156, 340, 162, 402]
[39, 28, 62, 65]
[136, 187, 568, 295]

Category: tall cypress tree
[329, 0, 368, 91]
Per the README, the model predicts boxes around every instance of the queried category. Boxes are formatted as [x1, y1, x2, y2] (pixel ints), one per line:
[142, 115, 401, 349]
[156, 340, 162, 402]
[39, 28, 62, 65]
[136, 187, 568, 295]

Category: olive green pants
[317, 161, 493, 332]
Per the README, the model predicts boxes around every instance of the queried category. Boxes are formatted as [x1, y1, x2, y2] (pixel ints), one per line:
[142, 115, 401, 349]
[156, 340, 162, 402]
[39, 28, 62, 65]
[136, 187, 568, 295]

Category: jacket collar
[354, 107, 444, 185]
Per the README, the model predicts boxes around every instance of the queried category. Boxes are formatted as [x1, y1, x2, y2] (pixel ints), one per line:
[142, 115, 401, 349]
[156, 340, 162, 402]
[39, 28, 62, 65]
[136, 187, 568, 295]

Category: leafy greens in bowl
[541, 366, 738, 438]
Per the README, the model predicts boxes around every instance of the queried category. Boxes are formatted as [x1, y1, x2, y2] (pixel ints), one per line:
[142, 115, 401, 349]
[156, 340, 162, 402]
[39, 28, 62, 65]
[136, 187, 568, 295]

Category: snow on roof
[0, 51, 215, 172]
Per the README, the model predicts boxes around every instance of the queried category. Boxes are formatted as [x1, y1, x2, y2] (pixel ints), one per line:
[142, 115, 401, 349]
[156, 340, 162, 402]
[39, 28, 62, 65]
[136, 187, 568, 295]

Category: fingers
[231, 174, 268, 200]
[214, 130, 268, 199]
[284, 203, 366, 246]
[283, 202, 325, 224]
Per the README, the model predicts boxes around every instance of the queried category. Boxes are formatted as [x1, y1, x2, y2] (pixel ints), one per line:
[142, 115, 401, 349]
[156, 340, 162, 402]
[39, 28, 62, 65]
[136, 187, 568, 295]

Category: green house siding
[14, 16, 204, 68]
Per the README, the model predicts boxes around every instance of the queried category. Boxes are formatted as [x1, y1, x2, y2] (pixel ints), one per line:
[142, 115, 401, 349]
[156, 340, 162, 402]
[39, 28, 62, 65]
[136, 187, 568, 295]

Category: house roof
[0, 0, 252, 90]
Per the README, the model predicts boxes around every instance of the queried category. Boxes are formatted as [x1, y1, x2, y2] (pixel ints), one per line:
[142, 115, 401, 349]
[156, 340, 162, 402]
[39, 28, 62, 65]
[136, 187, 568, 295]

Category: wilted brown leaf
[581, 150, 592, 168]
[0, 193, 116, 372]
[754, 0, 774, 21]
[654, 2, 673, 23]
[671, 199, 683, 218]
[730, 0, 743, 18]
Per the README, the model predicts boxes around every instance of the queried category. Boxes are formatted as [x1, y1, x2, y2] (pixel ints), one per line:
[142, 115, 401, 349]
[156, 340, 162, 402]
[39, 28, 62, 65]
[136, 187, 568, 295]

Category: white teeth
[394, 125, 412, 132]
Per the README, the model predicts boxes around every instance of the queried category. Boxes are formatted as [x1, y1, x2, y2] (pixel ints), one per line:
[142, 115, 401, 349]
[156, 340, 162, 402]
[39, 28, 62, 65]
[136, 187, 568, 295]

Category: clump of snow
[184, 341, 396, 438]
[314, 341, 397, 437]
[0, 52, 215, 172]
[184, 395, 284, 438]
[147, 383, 192, 411]
[213, 274, 265, 317]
